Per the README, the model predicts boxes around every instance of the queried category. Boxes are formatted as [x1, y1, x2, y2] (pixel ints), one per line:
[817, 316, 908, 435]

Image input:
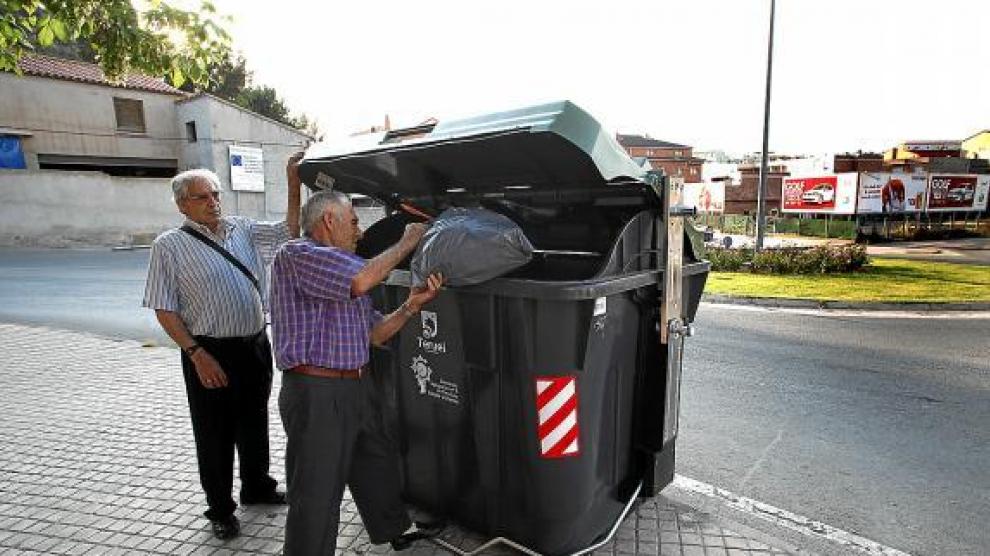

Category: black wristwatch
[183, 344, 202, 357]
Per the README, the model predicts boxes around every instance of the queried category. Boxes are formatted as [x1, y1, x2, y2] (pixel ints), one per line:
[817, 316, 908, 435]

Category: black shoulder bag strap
[180, 225, 262, 296]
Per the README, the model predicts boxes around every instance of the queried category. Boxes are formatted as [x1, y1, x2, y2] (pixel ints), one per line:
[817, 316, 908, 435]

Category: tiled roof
[15, 54, 186, 96]
[616, 133, 689, 149]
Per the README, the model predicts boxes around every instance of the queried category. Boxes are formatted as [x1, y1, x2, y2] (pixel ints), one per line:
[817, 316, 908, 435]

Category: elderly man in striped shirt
[143, 154, 303, 540]
[271, 190, 443, 555]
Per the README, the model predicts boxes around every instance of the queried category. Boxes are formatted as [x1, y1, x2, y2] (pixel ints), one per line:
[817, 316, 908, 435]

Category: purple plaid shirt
[270, 238, 382, 370]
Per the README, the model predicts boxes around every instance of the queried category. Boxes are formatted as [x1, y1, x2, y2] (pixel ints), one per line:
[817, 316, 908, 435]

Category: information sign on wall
[228, 145, 265, 192]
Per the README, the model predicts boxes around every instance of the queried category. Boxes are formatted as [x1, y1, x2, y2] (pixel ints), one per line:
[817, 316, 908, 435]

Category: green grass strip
[706, 258, 990, 303]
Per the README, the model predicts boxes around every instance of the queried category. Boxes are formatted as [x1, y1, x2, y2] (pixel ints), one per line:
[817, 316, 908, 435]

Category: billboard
[927, 174, 990, 212]
[857, 173, 928, 214]
[229, 145, 265, 192]
[782, 174, 857, 214]
[683, 181, 725, 213]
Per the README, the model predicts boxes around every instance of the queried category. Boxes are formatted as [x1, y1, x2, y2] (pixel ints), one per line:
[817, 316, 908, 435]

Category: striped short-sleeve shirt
[269, 238, 383, 371]
[143, 216, 290, 338]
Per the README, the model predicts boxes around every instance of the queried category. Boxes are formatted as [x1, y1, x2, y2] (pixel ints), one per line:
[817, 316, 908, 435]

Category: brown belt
[289, 365, 361, 379]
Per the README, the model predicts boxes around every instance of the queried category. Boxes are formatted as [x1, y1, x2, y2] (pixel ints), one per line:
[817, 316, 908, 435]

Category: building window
[185, 121, 198, 142]
[113, 98, 146, 133]
[690, 167, 697, 175]
[646, 149, 654, 156]
[674, 150, 683, 158]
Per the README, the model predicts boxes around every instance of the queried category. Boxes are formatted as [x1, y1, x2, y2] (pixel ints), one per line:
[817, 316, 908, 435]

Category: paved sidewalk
[0, 323, 795, 556]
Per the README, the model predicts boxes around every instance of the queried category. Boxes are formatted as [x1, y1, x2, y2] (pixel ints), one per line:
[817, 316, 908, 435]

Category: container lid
[298, 101, 651, 207]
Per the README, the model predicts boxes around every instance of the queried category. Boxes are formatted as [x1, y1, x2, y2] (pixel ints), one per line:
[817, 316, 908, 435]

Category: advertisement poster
[684, 182, 725, 213]
[228, 145, 265, 192]
[782, 174, 857, 214]
[927, 174, 988, 211]
[857, 173, 928, 214]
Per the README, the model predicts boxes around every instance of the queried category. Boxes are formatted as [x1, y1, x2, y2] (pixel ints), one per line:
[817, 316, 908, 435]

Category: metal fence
[698, 212, 989, 241]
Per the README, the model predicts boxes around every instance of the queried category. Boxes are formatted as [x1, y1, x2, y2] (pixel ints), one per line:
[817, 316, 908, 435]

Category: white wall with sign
[228, 145, 265, 192]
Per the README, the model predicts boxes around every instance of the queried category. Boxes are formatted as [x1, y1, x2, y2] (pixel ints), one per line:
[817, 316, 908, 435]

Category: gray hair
[301, 190, 352, 237]
[171, 169, 221, 202]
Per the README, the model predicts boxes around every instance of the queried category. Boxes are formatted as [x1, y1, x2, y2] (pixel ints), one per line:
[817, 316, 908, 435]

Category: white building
[0, 54, 310, 246]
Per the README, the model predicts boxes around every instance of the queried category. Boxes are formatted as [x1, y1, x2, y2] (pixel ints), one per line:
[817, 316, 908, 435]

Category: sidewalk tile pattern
[0, 323, 790, 555]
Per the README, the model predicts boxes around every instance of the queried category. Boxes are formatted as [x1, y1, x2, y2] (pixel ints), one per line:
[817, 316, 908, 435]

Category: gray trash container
[298, 100, 708, 555]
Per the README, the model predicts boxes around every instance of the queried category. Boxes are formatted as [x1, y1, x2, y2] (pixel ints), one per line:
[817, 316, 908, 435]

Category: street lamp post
[755, 0, 776, 251]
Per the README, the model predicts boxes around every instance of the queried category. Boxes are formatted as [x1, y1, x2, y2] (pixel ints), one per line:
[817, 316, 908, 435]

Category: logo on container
[410, 356, 433, 394]
[421, 311, 438, 338]
[418, 310, 447, 354]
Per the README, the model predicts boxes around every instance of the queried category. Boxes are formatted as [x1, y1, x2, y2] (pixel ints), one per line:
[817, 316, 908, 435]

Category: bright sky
[207, 0, 989, 155]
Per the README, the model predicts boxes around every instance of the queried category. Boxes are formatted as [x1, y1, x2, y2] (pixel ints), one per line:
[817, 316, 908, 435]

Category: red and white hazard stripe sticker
[535, 375, 580, 458]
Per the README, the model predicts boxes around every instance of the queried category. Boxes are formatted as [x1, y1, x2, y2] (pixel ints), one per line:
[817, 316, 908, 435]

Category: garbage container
[298, 101, 709, 555]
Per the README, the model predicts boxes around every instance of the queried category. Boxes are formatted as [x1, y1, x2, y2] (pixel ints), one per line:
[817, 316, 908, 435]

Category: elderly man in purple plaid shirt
[270, 190, 443, 555]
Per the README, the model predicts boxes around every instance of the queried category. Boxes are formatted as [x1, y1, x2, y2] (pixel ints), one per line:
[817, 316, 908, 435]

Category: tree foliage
[177, 50, 249, 101]
[176, 51, 320, 137]
[1, 0, 232, 88]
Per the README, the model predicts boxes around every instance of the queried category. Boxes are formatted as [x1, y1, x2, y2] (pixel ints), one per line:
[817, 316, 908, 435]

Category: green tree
[1, 0, 232, 88]
[177, 51, 320, 137]
[292, 113, 323, 141]
[177, 51, 249, 101]
[237, 85, 292, 125]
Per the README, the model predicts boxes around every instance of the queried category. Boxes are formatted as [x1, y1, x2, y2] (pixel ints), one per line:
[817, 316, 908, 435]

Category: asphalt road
[679, 304, 990, 556]
[0, 247, 170, 344]
[1, 247, 987, 555]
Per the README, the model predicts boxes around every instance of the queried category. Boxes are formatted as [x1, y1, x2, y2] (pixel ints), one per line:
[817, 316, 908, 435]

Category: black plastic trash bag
[411, 207, 534, 287]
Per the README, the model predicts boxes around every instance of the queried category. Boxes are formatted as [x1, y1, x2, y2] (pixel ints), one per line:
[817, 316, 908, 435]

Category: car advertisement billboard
[782, 174, 857, 214]
[684, 182, 725, 213]
[857, 173, 928, 214]
[927, 174, 990, 212]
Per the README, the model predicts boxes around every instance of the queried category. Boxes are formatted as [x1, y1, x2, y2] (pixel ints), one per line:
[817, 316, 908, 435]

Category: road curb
[702, 293, 990, 312]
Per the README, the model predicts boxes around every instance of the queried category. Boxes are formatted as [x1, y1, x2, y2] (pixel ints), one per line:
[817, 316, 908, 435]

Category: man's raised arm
[286, 151, 304, 238]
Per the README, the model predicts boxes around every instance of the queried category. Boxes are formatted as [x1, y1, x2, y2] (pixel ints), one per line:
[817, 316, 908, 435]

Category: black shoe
[413, 519, 445, 534]
[211, 515, 240, 540]
[389, 531, 429, 551]
[241, 490, 287, 505]
[389, 520, 445, 551]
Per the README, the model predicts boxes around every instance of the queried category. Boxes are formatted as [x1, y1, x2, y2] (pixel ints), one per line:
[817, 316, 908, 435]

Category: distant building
[615, 134, 704, 182]
[962, 130, 990, 160]
[885, 140, 963, 162]
[883, 137, 988, 174]
[834, 152, 884, 173]
[723, 164, 789, 215]
[0, 54, 311, 245]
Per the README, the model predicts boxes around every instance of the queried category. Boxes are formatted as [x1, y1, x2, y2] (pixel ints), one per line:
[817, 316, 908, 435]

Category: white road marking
[672, 474, 913, 556]
[738, 429, 783, 489]
[703, 302, 990, 320]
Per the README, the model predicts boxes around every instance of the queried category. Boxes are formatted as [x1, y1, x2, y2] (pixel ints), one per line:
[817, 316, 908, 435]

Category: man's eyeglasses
[186, 191, 221, 202]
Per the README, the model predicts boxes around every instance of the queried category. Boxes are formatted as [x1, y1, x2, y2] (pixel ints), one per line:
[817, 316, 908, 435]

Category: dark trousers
[181, 330, 278, 520]
[280, 371, 410, 556]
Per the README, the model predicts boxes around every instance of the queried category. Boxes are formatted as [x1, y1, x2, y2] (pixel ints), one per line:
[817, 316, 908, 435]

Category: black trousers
[181, 330, 278, 520]
[280, 371, 410, 555]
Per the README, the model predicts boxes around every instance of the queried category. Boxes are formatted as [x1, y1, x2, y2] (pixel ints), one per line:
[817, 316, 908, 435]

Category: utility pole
[755, 0, 776, 251]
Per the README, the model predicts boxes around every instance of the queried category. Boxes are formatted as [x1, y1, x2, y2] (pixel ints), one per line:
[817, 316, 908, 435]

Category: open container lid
[298, 101, 655, 210]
